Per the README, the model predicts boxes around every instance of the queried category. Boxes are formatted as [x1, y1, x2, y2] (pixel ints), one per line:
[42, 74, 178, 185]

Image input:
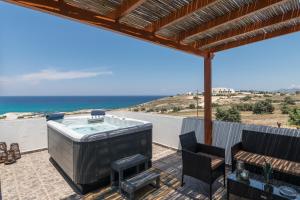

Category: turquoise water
[0, 96, 164, 115]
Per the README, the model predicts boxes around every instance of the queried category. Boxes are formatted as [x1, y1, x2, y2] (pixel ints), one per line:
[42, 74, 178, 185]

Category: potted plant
[263, 159, 273, 192]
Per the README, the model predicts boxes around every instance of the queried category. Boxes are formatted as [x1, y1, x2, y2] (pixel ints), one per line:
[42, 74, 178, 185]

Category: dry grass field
[128, 92, 300, 129]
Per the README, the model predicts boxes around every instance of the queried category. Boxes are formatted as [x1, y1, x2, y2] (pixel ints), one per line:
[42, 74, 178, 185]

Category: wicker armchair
[10, 143, 21, 160]
[0, 142, 7, 164]
[179, 131, 225, 200]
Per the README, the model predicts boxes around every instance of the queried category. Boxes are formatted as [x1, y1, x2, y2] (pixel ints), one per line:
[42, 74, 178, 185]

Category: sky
[1, 2, 300, 96]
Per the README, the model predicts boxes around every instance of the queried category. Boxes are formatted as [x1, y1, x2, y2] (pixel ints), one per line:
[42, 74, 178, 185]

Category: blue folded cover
[46, 113, 64, 121]
[91, 110, 105, 116]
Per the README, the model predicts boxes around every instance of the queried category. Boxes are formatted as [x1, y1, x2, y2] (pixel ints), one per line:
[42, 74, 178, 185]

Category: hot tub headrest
[46, 113, 65, 121]
[91, 110, 106, 116]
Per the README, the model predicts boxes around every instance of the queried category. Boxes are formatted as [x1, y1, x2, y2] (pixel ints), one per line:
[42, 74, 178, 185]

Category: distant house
[212, 87, 235, 95]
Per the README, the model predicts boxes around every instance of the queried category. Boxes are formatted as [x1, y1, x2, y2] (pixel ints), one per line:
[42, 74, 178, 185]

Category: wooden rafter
[209, 22, 300, 52]
[197, 9, 300, 49]
[145, 0, 217, 32]
[4, 0, 205, 57]
[107, 0, 147, 20]
[179, 0, 287, 42]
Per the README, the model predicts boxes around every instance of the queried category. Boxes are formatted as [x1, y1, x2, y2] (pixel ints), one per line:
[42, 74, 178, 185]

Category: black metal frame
[227, 172, 289, 200]
[179, 131, 225, 200]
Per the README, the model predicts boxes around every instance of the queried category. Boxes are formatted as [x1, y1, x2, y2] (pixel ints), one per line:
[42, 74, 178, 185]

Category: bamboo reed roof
[5, 0, 300, 57]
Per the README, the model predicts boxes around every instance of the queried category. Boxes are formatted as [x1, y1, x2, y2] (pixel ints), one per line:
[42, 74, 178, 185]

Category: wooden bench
[121, 170, 160, 200]
[111, 154, 148, 189]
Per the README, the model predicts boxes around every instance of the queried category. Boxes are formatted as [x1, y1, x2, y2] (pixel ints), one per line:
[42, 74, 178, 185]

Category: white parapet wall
[108, 111, 186, 149]
[0, 118, 48, 153]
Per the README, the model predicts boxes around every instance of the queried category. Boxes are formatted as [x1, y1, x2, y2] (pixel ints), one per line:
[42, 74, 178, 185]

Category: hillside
[126, 92, 300, 129]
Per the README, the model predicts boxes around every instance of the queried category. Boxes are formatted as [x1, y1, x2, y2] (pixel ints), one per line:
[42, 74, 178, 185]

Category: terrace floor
[0, 144, 228, 200]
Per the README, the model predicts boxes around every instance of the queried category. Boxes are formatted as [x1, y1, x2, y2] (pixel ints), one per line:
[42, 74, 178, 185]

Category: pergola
[5, 0, 300, 145]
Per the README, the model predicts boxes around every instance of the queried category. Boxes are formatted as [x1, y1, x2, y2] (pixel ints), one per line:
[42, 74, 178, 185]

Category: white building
[212, 87, 235, 95]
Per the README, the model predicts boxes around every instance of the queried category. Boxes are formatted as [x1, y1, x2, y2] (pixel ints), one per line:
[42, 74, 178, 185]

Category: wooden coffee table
[227, 171, 300, 200]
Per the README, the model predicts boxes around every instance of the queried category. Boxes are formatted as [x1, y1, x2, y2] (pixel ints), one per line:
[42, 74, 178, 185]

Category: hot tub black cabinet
[47, 125, 152, 193]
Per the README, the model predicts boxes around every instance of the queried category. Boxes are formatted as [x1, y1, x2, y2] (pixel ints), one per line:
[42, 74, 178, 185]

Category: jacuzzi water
[58, 118, 119, 135]
[47, 115, 151, 142]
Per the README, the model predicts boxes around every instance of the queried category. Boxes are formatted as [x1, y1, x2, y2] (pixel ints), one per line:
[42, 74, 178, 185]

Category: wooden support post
[204, 52, 214, 145]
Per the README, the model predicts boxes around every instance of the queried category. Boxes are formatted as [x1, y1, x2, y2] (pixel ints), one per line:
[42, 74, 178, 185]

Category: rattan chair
[0, 151, 8, 164]
[5, 150, 16, 165]
[10, 143, 21, 160]
[0, 142, 7, 152]
[0, 142, 7, 164]
[179, 131, 225, 200]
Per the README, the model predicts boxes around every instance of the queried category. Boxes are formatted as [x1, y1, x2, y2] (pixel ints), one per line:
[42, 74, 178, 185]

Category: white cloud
[21, 69, 112, 81]
[289, 84, 300, 89]
[0, 69, 112, 84]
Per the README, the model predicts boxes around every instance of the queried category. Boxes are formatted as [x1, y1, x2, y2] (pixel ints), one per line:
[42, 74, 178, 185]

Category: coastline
[0, 95, 166, 120]
[0, 109, 107, 120]
[1, 93, 299, 129]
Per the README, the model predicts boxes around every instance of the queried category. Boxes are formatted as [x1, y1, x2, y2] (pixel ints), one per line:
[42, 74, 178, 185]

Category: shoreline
[0, 109, 106, 120]
[0, 96, 167, 120]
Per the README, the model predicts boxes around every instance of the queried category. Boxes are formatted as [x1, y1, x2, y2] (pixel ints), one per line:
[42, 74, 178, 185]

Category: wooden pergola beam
[145, 0, 217, 32]
[107, 0, 147, 20]
[197, 9, 300, 49]
[4, 0, 205, 57]
[179, 0, 287, 42]
[209, 22, 300, 52]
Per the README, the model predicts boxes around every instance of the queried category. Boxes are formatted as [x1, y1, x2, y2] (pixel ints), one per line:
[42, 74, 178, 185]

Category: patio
[0, 144, 228, 200]
[2, 0, 300, 199]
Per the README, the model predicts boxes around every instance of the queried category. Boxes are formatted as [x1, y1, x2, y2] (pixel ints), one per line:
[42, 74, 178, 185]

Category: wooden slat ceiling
[4, 0, 300, 57]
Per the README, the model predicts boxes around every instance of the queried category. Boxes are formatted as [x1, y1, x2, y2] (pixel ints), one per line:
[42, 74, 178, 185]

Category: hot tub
[47, 115, 152, 192]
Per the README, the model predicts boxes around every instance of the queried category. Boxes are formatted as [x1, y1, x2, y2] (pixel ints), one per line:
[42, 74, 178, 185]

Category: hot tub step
[111, 154, 149, 188]
[121, 170, 160, 200]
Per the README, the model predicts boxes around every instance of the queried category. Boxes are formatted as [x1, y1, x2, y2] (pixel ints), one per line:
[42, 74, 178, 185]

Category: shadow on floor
[63, 149, 228, 200]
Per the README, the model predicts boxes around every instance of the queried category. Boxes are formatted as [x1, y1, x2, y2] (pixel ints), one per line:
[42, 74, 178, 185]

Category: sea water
[0, 96, 164, 115]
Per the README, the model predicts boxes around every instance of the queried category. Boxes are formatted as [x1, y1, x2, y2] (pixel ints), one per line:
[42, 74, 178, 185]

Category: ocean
[0, 96, 164, 115]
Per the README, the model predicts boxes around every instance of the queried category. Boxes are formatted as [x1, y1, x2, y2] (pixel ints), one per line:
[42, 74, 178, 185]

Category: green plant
[212, 103, 219, 107]
[189, 104, 196, 109]
[280, 103, 290, 114]
[263, 94, 272, 97]
[234, 103, 253, 111]
[284, 96, 296, 105]
[140, 107, 146, 111]
[241, 96, 251, 101]
[263, 159, 273, 184]
[146, 108, 154, 112]
[172, 107, 181, 112]
[215, 107, 241, 122]
[288, 108, 300, 126]
[160, 108, 167, 113]
[133, 108, 139, 112]
[252, 100, 274, 114]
